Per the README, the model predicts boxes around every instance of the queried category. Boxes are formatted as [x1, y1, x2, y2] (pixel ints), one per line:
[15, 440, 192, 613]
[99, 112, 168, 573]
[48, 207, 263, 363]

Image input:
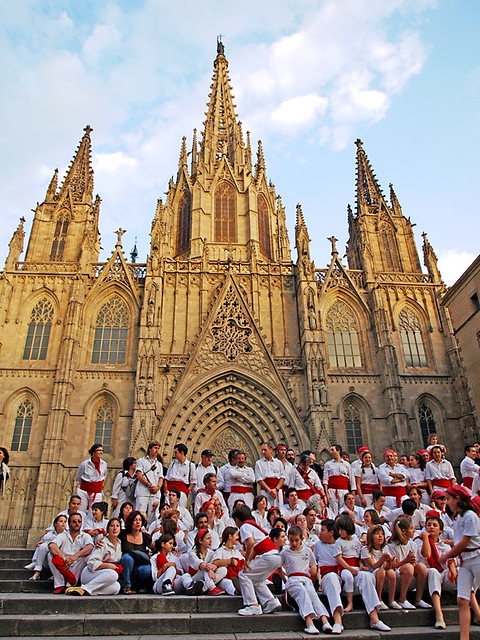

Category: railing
[0, 526, 29, 548]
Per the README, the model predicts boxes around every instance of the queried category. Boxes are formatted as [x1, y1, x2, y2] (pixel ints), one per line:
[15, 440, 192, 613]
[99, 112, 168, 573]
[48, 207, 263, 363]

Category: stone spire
[46, 168, 58, 200]
[355, 138, 386, 214]
[191, 128, 198, 176]
[389, 183, 403, 216]
[199, 40, 245, 170]
[422, 232, 442, 284]
[57, 125, 94, 203]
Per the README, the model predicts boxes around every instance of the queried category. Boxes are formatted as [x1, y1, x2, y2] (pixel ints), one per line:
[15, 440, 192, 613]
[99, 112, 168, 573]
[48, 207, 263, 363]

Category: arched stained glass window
[215, 181, 236, 242]
[94, 401, 114, 453]
[380, 224, 401, 271]
[344, 401, 363, 453]
[257, 195, 271, 259]
[399, 308, 427, 367]
[11, 399, 34, 451]
[326, 301, 362, 368]
[176, 191, 191, 255]
[418, 403, 436, 448]
[50, 211, 69, 261]
[92, 297, 128, 365]
[23, 298, 54, 360]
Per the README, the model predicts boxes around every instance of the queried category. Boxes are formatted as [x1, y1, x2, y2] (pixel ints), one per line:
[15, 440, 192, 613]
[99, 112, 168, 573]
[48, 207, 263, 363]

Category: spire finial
[327, 236, 338, 256]
[115, 228, 126, 249]
[217, 34, 225, 56]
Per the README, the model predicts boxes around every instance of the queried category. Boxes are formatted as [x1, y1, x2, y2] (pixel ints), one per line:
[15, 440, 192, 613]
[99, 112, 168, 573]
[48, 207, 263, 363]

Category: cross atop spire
[57, 125, 94, 203]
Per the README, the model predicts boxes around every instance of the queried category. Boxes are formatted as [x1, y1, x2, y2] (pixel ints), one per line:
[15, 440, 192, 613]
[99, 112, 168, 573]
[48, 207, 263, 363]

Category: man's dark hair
[203, 472, 216, 486]
[401, 499, 417, 516]
[232, 504, 252, 523]
[175, 443, 188, 455]
[194, 512, 208, 527]
[372, 490, 385, 501]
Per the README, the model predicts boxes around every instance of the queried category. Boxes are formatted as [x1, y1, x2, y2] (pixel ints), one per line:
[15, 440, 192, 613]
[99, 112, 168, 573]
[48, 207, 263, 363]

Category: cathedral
[0, 42, 475, 545]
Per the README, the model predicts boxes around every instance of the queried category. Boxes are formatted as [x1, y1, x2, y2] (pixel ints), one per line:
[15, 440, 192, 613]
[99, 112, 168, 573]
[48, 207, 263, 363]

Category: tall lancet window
[326, 301, 362, 368]
[418, 403, 436, 448]
[257, 195, 272, 259]
[50, 211, 69, 261]
[215, 181, 236, 242]
[11, 399, 34, 452]
[380, 224, 401, 271]
[176, 191, 191, 255]
[23, 298, 54, 360]
[92, 297, 128, 365]
[94, 400, 114, 453]
[399, 308, 427, 367]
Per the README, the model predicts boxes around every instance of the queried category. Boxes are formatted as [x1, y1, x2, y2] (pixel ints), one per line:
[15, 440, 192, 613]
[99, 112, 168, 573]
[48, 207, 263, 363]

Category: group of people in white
[23, 436, 480, 639]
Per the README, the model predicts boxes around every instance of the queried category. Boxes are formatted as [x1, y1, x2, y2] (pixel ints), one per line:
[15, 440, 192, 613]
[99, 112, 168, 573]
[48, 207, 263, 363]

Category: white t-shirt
[135, 456, 164, 498]
[281, 544, 315, 577]
[453, 510, 480, 561]
[313, 540, 338, 568]
[334, 535, 362, 560]
[360, 545, 384, 571]
[385, 539, 419, 563]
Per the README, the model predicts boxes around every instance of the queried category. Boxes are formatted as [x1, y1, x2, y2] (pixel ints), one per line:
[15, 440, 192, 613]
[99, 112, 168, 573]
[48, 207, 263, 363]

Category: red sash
[320, 565, 339, 578]
[425, 538, 443, 573]
[463, 477, 474, 490]
[383, 485, 406, 507]
[80, 479, 104, 495]
[263, 477, 279, 489]
[230, 486, 252, 494]
[343, 557, 358, 568]
[167, 480, 188, 493]
[296, 466, 321, 500]
[361, 483, 379, 495]
[244, 519, 277, 558]
[328, 476, 349, 490]
[188, 566, 199, 576]
[289, 571, 312, 581]
[226, 557, 245, 579]
[156, 553, 169, 573]
[432, 478, 451, 489]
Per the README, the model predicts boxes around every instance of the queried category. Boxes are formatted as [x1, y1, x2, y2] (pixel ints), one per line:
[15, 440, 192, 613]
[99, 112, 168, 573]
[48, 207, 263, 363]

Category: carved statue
[308, 306, 317, 330]
[319, 379, 328, 405]
[145, 383, 154, 404]
[136, 384, 145, 404]
[146, 302, 154, 327]
[312, 381, 321, 406]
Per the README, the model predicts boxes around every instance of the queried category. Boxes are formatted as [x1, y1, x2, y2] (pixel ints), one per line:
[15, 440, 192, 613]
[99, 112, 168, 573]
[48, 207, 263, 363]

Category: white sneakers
[304, 624, 319, 634]
[238, 604, 262, 616]
[371, 621, 391, 632]
[415, 599, 432, 609]
[389, 600, 402, 610]
[399, 600, 416, 610]
[263, 597, 281, 614]
[331, 623, 344, 634]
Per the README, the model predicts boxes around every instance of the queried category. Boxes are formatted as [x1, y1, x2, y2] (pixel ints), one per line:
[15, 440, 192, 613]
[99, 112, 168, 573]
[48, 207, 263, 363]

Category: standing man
[217, 449, 238, 504]
[286, 449, 296, 467]
[425, 446, 456, 495]
[255, 442, 285, 508]
[460, 445, 478, 492]
[165, 443, 196, 509]
[275, 443, 294, 494]
[48, 513, 93, 593]
[76, 444, 107, 514]
[290, 452, 324, 505]
[228, 450, 255, 512]
[323, 445, 355, 515]
[135, 440, 164, 522]
[193, 449, 217, 506]
[377, 449, 408, 509]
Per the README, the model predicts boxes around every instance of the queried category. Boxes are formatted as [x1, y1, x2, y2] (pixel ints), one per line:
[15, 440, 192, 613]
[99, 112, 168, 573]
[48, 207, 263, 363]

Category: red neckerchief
[91, 458, 101, 474]
[244, 519, 269, 535]
[414, 534, 443, 572]
[297, 465, 320, 495]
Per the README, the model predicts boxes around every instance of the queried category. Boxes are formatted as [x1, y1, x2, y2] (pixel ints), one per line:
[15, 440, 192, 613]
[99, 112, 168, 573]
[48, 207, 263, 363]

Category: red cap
[431, 490, 446, 501]
[446, 485, 471, 500]
[383, 449, 395, 459]
[358, 446, 369, 455]
[425, 509, 441, 518]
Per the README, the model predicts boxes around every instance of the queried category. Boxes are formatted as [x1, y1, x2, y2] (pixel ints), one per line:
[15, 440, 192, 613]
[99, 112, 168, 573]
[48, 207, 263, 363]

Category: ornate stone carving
[211, 285, 252, 361]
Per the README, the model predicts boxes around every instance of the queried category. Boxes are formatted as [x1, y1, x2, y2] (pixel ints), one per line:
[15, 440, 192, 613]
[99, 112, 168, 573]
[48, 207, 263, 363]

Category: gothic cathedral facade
[0, 43, 475, 543]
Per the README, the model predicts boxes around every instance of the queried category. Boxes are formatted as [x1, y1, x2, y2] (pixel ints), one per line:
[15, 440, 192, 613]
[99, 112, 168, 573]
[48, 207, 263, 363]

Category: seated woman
[119, 510, 153, 594]
[84, 501, 109, 538]
[118, 501, 134, 529]
[66, 518, 122, 596]
[25, 515, 68, 580]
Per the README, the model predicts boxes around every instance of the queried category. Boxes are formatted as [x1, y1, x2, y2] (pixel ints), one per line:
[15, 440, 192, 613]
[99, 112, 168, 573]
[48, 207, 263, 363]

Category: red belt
[297, 488, 315, 501]
[328, 476, 349, 490]
[320, 565, 339, 577]
[252, 537, 277, 558]
[289, 572, 312, 581]
[459, 547, 480, 566]
[188, 566, 199, 577]
[263, 477, 279, 489]
[230, 486, 253, 494]
[463, 477, 474, 490]
[167, 480, 188, 493]
[80, 479, 104, 494]
[361, 483, 379, 495]
[226, 558, 245, 579]
[432, 479, 451, 489]
[383, 485, 406, 507]
[343, 557, 358, 567]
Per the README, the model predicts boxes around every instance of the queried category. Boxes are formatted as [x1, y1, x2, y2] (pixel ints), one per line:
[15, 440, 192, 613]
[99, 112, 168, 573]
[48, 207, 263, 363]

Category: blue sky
[0, 0, 478, 284]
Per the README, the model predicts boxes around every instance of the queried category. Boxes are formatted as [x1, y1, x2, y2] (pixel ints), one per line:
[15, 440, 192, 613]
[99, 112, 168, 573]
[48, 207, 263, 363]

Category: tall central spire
[199, 39, 245, 169]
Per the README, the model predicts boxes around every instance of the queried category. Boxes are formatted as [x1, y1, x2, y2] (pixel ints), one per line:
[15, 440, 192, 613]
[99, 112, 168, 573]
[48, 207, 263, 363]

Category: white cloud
[271, 95, 328, 133]
[95, 151, 138, 173]
[438, 250, 477, 287]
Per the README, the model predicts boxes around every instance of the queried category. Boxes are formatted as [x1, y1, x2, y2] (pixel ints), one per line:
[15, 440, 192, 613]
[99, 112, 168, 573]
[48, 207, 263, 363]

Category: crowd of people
[9, 435, 480, 639]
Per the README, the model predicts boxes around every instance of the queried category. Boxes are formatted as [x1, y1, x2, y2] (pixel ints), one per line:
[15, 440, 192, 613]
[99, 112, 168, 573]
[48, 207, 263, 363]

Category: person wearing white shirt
[377, 450, 407, 509]
[135, 441, 164, 521]
[280, 489, 305, 524]
[228, 451, 255, 512]
[290, 453, 324, 505]
[255, 443, 285, 508]
[425, 446, 456, 495]
[111, 457, 137, 518]
[165, 487, 194, 531]
[48, 495, 86, 531]
[216, 449, 238, 498]
[194, 473, 227, 515]
[48, 513, 94, 592]
[193, 450, 217, 505]
[460, 445, 478, 493]
[76, 444, 108, 514]
[355, 450, 381, 508]
[165, 443, 196, 509]
[186, 513, 220, 551]
[323, 445, 355, 515]
[275, 443, 294, 492]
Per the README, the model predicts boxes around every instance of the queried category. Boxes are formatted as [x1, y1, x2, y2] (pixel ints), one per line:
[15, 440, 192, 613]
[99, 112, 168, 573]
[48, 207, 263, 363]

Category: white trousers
[427, 567, 456, 597]
[327, 489, 349, 516]
[179, 566, 227, 592]
[286, 576, 329, 621]
[77, 488, 103, 514]
[260, 489, 283, 510]
[31, 543, 50, 572]
[80, 567, 120, 595]
[135, 495, 160, 523]
[238, 551, 283, 606]
[228, 492, 254, 514]
[384, 494, 407, 510]
[319, 572, 343, 615]
[457, 555, 480, 601]
[340, 569, 380, 614]
[218, 577, 237, 595]
[48, 555, 88, 589]
[153, 565, 177, 594]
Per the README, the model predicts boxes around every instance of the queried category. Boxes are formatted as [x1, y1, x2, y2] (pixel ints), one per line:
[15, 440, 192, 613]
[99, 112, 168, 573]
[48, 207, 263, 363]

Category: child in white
[233, 504, 282, 616]
[334, 515, 390, 631]
[386, 516, 430, 610]
[313, 520, 344, 634]
[151, 534, 179, 595]
[280, 525, 332, 635]
[179, 528, 226, 595]
[212, 526, 245, 595]
[25, 515, 67, 580]
[360, 524, 397, 609]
